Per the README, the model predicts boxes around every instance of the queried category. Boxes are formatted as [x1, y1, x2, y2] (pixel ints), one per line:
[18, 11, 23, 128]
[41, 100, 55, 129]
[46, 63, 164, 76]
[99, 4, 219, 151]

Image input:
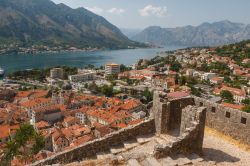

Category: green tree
[242, 98, 250, 105]
[88, 82, 99, 93]
[120, 64, 131, 72]
[179, 76, 187, 86]
[32, 133, 45, 154]
[170, 61, 182, 72]
[224, 76, 232, 83]
[100, 85, 113, 97]
[220, 90, 234, 103]
[1, 124, 45, 165]
[141, 88, 153, 104]
[106, 74, 117, 81]
[84, 83, 88, 89]
[191, 87, 201, 97]
[1, 141, 19, 166]
[242, 105, 250, 113]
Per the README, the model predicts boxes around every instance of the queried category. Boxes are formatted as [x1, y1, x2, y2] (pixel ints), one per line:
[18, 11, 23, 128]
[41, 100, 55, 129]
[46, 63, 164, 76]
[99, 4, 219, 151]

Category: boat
[0, 67, 5, 77]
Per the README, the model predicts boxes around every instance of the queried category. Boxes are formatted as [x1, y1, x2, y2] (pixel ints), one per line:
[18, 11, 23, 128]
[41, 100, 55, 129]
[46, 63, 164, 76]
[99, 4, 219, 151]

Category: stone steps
[144, 157, 162, 166]
[136, 134, 154, 144]
[128, 159, 141, 166]
[110, 145, 126, 155]
[96, 152, 113, 160]
[154, 136, 167, 145]
[160, 156, 178, 166]
[160, 134, 178, 143]
[123, 139, 139, 150]
[174, 154, 192, 165]
[159, 153, 205, 166]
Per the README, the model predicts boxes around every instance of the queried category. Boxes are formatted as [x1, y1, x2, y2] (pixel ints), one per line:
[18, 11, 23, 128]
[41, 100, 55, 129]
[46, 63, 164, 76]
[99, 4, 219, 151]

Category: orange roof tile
[20, 98, 51, 108]
[72, 134, 94, 146]
[222, 102, 244, 110]
[167, 91, 190, 99]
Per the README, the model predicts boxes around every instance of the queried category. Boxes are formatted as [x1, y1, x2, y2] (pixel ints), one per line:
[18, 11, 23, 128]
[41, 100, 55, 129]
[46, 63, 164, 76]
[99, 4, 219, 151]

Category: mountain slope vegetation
[0, 0, 142, 49]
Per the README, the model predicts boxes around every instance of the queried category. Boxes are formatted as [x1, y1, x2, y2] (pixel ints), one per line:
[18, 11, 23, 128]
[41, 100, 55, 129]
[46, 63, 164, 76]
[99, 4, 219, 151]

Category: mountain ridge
[0, 0, 142, 49]
[132, 20, 250, 47]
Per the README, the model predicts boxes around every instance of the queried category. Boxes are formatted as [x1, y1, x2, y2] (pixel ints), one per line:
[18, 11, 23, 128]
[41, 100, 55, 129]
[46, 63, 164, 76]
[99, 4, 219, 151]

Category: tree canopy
[1, 123, 45, 165]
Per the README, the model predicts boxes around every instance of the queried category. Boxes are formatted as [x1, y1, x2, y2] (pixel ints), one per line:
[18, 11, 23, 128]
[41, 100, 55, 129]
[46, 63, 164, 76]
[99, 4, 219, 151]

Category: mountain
[132, 20, 250, 47]
[120, 28, 142, 39]
[0, 0, 142, 49]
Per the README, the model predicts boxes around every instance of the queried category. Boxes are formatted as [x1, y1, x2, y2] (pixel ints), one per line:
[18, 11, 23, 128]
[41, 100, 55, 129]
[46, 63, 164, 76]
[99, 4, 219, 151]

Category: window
[211, 107, 216, 113]
[200, 102, 203, 106]
[241, 117, 247, 125]
[226, 112, 231, 118]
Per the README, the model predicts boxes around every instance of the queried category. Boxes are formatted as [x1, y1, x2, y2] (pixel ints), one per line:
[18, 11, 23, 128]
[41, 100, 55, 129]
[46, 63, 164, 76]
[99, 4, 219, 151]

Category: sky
[51, 0, 250, 29]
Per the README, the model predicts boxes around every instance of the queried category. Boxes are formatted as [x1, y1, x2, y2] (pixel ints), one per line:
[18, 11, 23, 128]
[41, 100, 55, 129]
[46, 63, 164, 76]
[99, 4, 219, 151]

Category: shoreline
[0, 46, 156, 56]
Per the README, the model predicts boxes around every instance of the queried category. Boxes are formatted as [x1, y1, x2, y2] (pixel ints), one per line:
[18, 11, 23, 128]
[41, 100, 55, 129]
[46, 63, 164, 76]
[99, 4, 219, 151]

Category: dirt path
[199, 128, 250, 166]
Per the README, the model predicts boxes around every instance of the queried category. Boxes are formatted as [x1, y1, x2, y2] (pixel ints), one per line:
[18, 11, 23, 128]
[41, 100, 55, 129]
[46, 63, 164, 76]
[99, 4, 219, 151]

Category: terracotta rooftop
[167, 91, 190, 99]
[222, 102, 244, 110]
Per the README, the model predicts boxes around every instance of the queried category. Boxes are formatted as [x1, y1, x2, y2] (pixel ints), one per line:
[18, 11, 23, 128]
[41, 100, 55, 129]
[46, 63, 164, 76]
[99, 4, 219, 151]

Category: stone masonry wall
[152, 91, 170, 134]
[168, 97, 195, 131]
[154, 105, 206, 158]
[152, 91, 195, 135]
[31, 119, 155, 166]
[193, 96, 250, 145]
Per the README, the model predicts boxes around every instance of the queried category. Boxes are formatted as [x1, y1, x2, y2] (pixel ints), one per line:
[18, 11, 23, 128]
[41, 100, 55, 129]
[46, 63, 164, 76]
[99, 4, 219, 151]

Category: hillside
[0, 0, 142, 50]
[132, 20, 250, 47]
[214, 40, 250, 63]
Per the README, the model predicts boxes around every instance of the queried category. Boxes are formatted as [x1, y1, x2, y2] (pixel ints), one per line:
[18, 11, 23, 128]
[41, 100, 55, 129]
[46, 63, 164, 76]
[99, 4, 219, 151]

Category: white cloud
[139, 5, 167, 17]
[85, 6, 104, 15]
[85, 7, 125, 15]
[107, 8, 125, 15]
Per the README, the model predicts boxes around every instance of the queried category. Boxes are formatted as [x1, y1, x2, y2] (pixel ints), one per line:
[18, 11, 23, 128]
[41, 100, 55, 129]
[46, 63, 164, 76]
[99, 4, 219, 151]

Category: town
[1, 41, 250, 165]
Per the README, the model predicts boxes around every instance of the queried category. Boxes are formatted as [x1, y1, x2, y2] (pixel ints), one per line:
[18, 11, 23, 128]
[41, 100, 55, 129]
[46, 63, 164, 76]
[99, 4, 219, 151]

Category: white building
[50, 68, 64, 79]
[105, 63, 120, 75]
[69, 70, 96, 82]
[201, 73, 216, 81]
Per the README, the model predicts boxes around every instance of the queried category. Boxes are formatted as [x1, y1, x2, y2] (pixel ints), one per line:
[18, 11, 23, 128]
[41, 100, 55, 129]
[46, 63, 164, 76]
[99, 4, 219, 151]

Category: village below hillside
[1, 41, 250, 165]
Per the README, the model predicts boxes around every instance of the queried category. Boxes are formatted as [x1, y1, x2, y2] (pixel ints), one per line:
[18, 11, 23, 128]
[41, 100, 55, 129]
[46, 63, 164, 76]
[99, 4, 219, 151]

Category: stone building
[31, 105, 63, 124]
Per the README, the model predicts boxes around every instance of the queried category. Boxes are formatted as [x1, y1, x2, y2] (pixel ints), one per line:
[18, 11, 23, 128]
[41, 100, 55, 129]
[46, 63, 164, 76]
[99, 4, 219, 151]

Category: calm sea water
[0, 46, 183, 74]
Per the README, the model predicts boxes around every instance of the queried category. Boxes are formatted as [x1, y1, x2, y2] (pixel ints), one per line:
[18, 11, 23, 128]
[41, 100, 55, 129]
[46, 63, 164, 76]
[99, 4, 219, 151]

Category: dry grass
[205, 127, 250, 153]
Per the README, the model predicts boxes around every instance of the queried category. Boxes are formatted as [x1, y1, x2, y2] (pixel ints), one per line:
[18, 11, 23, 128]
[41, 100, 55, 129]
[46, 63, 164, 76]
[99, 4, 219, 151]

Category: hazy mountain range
[131, 20, 250, 47]
[120, 28, 142, 39]
[0, 0, 142, 49]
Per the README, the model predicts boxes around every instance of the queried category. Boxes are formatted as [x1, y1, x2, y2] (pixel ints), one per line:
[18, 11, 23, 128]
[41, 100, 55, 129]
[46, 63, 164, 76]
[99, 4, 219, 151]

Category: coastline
[0, 45, 154, 56]
[0, 48, 104, 56]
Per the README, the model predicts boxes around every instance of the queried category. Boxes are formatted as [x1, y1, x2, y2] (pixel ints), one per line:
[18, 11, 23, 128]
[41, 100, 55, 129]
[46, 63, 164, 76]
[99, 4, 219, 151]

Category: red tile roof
[222, 102, 244, 110]
[167, 91, 190, 99]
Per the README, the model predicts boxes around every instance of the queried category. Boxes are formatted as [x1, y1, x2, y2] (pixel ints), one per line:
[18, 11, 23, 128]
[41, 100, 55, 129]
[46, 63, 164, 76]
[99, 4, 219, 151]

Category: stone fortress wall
[31, 119, 155, 166]
[31, 92, 206, 166]
[152, 91, 206, 158]
[193, 96, 250, 145]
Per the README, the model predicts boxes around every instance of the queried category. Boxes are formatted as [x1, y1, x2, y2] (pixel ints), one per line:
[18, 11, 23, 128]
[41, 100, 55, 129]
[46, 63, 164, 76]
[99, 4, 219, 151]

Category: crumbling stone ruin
[31, 91, 206, 166]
